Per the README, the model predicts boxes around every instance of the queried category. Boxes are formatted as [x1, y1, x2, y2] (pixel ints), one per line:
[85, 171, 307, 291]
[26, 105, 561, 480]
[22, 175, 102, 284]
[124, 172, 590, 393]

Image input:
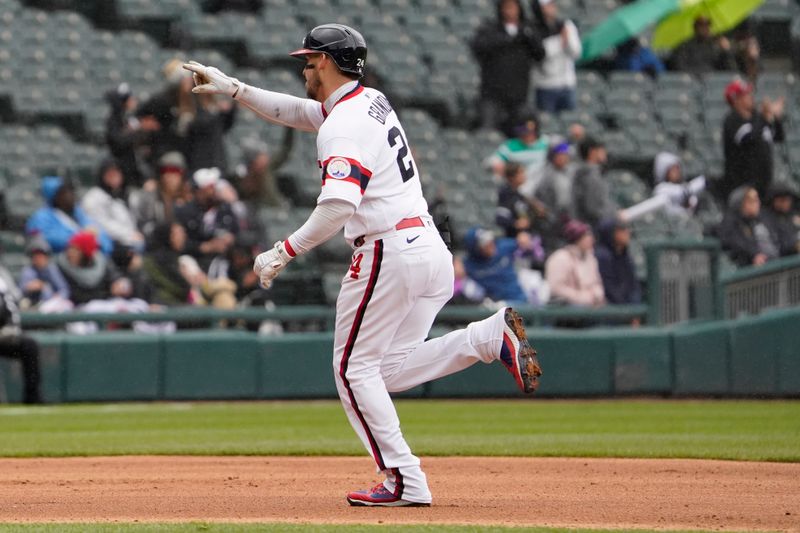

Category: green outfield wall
[1, 307, 799, 403]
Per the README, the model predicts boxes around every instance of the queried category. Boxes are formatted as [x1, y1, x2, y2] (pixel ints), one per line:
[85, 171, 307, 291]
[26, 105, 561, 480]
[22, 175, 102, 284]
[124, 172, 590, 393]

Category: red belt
[395, 216, 424, 230]
[354, 217, 426, 247]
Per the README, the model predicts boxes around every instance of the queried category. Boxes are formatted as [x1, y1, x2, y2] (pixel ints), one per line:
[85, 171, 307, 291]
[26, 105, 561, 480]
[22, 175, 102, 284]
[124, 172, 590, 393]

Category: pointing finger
[182, 61, 204, 73]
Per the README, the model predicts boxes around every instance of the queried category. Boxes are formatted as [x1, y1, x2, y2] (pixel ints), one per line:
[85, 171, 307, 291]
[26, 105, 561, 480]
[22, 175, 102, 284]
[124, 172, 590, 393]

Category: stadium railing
[644, 239, 722, 325]
[722, 254, 800, 319]
[20, 303, 649, 331]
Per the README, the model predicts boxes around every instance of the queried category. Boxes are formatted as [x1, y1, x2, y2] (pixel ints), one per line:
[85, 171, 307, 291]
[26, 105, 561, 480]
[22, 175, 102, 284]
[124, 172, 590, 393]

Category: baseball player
[184, 23, 542, 507]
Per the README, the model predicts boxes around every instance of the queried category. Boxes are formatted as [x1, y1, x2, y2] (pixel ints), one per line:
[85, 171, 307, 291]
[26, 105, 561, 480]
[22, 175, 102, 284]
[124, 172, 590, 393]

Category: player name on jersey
[367, 94, 393, 125]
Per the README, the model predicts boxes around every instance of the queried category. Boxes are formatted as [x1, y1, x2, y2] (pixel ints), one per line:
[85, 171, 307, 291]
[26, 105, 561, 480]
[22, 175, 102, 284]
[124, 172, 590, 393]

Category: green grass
[0, 525, 746, 533]
[0, 400, 798, 461]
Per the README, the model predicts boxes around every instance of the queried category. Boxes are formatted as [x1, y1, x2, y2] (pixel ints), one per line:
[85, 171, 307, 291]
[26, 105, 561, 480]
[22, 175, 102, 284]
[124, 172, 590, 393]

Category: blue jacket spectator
[594, 218, 641, 305]
[614, 38, 665, 77]
[463, 227, 527, 303]
[25, 176, 113, 255]
[17, 235, 70, 307]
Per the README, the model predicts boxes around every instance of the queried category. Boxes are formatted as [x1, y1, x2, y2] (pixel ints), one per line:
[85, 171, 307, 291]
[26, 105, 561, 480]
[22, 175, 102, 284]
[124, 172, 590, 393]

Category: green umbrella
[652, 0, 766, 50]
[580, 0, 680, 62]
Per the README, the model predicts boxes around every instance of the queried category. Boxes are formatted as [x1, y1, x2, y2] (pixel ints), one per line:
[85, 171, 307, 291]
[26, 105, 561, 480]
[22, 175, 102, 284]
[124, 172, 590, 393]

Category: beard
[305, 74, 322, 101]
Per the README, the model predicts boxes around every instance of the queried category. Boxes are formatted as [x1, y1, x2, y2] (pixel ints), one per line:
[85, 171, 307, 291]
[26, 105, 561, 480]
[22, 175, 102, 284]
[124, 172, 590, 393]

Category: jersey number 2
[388, 126, 415, 183]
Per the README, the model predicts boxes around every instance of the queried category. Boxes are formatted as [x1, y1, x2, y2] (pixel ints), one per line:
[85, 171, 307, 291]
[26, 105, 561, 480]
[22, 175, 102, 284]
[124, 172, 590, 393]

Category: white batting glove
[182, 61, 242, 98]
[253, 241, 294, 289]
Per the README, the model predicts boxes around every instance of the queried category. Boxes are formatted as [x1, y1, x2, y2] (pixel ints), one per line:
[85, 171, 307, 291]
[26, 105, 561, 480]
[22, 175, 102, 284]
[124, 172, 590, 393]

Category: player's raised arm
[182, 61, 324, 133]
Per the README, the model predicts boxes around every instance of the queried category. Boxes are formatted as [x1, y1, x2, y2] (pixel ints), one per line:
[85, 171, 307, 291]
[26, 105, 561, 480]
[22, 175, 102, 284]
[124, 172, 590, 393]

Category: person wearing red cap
[54, 231, 128, 306]
[721, 78, 785, 201]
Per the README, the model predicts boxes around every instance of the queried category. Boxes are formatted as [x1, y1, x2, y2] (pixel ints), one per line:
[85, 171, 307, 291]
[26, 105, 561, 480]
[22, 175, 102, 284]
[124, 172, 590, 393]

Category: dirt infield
[0, 456, 798, 531]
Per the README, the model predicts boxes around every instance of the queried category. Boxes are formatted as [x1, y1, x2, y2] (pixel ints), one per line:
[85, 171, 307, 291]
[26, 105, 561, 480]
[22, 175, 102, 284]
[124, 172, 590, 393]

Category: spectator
[594, 218, 641, 305]
[54, 231, 124, 306]
[206, 240, 260, 305]
[135, 58, 194, 167]
[496, 162, 535, 238]
[533, 0, 581, 113]
[488, 115, 550, 198]
[721, 79, 785, 201]
[760, 182, 800, 257]
[652, 151, 702, 218]
[451, 255, 486, 305]
[462, 227, 528, 304]
[614, 38, 665, 78]
[25, 176, 113, 256]
[536, 141, 577, 222]
[734, 33, 761, 83]
[567, 122, 586, 145]
[176, 168, 238, 271]
[233, 132, 294, 208]
[544, 220, 605, 307]
[81, 159, 145, 252]
[142, 222, 194, 306]
[111, 245, 153, 303]
[214, 176, 265, 248]
[470, 0, 545, 133]
[130, 151, 187, 242]
[573, 137, 616, 229]
[0, 257, 41, 404]
[227, 242, 262, 303]
[669, 15, 736, 76]
[17, 235, 70, 310]
[718, 186, 779, 267]
[105, 82, 156, 188]
[185, 93, 237, 175]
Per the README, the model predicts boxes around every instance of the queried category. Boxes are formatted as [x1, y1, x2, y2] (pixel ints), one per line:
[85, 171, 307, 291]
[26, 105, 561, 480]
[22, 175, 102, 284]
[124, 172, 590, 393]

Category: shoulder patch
[326, 157, 352, 180]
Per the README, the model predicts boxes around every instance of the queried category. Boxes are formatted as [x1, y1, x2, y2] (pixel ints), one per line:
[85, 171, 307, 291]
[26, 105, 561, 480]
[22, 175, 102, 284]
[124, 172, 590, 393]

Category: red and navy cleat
[500, 308, 542, 394]
[346, 483, 431, 507]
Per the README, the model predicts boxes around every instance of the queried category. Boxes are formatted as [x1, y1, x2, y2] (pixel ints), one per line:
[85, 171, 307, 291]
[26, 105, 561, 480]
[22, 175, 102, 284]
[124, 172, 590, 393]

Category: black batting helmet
[289, 24, 367, 78]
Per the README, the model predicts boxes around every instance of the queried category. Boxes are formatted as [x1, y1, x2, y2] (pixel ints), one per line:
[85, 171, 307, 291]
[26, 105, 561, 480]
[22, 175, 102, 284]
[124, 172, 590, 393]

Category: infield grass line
[0, 399, 798, 461]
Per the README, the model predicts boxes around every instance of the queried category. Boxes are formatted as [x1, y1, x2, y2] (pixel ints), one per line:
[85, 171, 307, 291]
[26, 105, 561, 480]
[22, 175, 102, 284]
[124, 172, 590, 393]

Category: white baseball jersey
[314, 82, 429, 244]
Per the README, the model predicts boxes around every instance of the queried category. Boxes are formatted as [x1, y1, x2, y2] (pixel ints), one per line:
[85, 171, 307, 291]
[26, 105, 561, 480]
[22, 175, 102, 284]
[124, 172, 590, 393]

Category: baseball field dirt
[1, 456, 798, 531]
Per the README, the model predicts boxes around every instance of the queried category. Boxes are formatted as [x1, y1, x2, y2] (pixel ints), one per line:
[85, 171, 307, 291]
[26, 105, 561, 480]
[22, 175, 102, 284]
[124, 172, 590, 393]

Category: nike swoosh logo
[406, 235, 420, 244]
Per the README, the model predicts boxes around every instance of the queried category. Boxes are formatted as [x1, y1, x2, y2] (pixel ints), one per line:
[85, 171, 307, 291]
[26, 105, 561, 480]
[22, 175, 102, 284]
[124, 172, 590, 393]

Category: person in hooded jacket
[25, 176, 113, 255]
[594, 217, 641, 305]
[760, 182, 800, 257]
[544, 219, 605, 307]
[652, 152, 702, 218]
[81, 159, 145, 252]
[104, 82, 156, 188]
[470, 0, 545, 133]
[718, 185, 779, 267]
[462, 226, 528, 304]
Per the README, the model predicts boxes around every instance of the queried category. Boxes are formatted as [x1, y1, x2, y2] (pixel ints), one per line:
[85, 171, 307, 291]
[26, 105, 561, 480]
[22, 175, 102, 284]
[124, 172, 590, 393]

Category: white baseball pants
[332, 219, 506, 504]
